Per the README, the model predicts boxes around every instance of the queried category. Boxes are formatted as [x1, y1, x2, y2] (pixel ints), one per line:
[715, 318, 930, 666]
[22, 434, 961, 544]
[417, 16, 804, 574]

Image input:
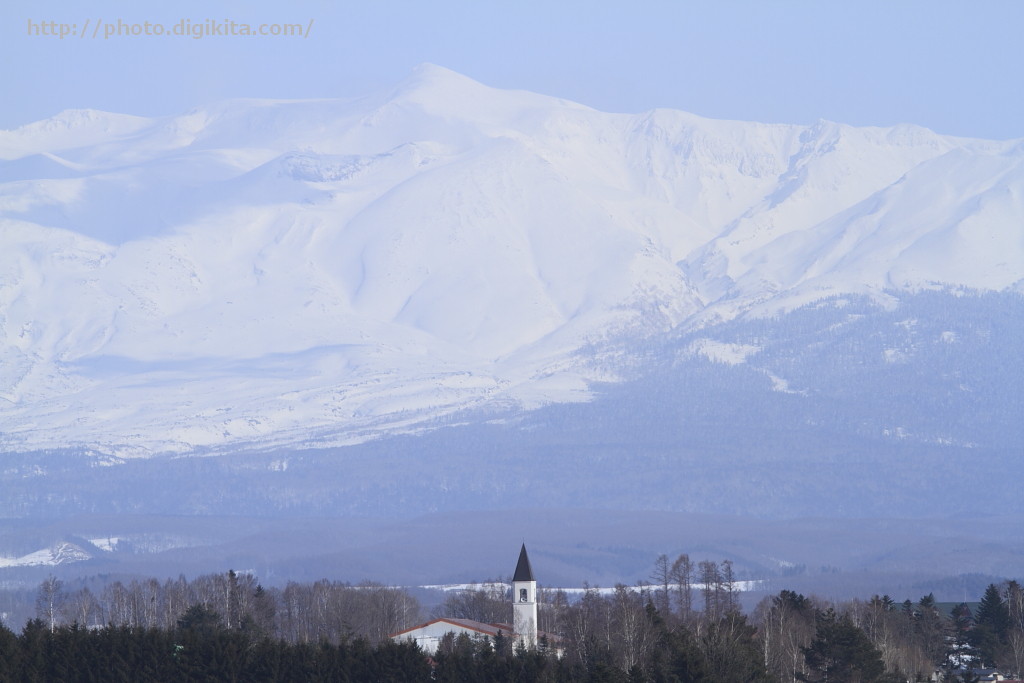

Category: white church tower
[512, 543, 538, 649]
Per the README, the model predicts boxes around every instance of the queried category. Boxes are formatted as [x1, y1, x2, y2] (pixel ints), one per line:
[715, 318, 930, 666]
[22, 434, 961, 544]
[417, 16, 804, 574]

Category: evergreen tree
[799, 609, 890, 682]
[647, 625, 707, 682]
[972, 584, 1011, 667]
[18, 619, 50, 681]
[915, 593, 947, 668]
[948, 602, 980, 673]
[176, 603, 223, 632]
[0, 622, 19, 679]
[699, 611, 774, 682]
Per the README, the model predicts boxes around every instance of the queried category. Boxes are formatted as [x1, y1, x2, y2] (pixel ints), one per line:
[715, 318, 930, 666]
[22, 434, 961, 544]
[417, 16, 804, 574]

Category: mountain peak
[384, 63, 574, 120]
[0, 68, 1021, 456]
[409, 62, 473, 82]
[390, 63, 490, 101]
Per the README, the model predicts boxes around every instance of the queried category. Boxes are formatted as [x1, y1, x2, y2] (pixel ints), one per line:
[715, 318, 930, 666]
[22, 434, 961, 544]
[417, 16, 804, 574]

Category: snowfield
[1, 64, 1021, 456]
[0, 542, 92, 568]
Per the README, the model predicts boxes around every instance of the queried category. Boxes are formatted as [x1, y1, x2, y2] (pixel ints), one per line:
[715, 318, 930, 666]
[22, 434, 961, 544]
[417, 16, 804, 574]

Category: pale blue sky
[3, 0, 1022, 139]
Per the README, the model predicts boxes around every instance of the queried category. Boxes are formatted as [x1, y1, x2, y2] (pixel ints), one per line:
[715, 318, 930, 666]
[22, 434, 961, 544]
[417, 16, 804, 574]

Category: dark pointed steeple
[513, 543, 535, 582]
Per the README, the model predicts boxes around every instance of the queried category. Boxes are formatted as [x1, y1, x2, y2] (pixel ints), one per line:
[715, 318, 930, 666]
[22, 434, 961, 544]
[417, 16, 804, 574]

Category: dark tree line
[756, 582, 1024, 682]
[0, 618, 429, 682]
[9, 563, 1024, 681]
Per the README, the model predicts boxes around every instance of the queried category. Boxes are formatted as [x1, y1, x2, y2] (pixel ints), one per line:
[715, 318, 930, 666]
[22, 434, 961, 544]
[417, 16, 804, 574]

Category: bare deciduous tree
[650, 554, 672, 618]
[610, 584, 655, 673]
[35, 575, 65, 633]
[436, 581, 509, 625]
[699, 560, 721, 623]
[753, 590, 816, 683]
[670, 553, 693, 624]
[62, 587, 100, 628]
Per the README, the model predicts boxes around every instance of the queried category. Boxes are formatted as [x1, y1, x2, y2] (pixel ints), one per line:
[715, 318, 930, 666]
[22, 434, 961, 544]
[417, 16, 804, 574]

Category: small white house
[391, 544, 551, 655]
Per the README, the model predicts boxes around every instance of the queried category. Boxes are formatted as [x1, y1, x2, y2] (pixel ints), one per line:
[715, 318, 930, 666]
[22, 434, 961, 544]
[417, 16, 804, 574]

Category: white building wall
[393, 621, 497, 655]
[512, 579, 538, 649]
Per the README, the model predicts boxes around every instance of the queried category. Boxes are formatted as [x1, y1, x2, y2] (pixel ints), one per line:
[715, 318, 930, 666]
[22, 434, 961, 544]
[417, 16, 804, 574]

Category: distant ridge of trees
[26, 570, 419, 645]
[4, 559, 1023, 681]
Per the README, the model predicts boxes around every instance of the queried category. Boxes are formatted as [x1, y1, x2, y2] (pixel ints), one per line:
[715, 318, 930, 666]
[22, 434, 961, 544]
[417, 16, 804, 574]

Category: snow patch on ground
[421, 581, 764, 595]
[685, 339, 760, 365]
[763, 371, 804, 394]
[88, 537, 121, 552]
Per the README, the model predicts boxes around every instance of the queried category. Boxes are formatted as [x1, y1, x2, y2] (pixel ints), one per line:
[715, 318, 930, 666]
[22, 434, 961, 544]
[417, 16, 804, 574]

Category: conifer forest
[3, 555, 1023, 682]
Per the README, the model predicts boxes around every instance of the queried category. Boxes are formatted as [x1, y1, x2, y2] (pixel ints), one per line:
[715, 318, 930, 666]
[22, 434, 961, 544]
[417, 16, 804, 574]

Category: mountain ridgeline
[1, 67, 1022, 588]
[0, 64, 1021, 459]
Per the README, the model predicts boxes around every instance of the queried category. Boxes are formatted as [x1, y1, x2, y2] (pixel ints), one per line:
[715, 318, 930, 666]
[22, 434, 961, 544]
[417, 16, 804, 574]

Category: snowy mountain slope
[0, 64, 1021, 456]
[0, 541, 94, 568]
[5, 291, 1022, 521]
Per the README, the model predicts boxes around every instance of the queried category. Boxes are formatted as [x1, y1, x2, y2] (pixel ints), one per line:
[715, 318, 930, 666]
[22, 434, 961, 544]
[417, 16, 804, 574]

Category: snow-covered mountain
[1, 64, 1022, 457]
